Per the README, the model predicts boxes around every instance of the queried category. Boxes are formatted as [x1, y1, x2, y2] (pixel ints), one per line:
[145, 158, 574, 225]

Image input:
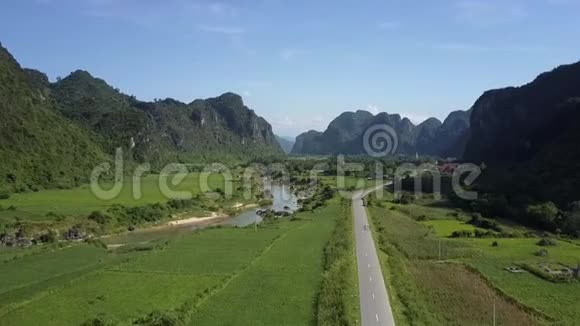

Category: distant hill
[275, 135, 295, 154]
[291, 110, 471, 157]
[0, 43, 283, 193]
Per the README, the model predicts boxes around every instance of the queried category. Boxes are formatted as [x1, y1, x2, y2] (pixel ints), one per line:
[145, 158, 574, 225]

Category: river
[225, 183, 300, 227]
[103, 183, 299, 246]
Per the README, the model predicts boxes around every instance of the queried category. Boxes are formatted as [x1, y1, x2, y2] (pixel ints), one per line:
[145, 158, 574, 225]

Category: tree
[527, 202, 559, 230]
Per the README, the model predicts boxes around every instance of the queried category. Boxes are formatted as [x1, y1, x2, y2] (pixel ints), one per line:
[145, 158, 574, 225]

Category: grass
[0, 173, 232, 222]
[368, 196, 580, 325]
[0, 272, 224, 326]
[0, 195, 346, 325]
[0, 245, 107, 295]
[320, 176, 376, 192]
[463, 238, 580, 323]
[422, 219, 482, 238]
[368, 204, 546, 325]
[114, 227, 284, 275]
[189, 199, 341, 325]
[0, 224, 286, 325]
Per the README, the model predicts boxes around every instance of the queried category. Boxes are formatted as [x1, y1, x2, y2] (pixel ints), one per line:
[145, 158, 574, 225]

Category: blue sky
[2, 0, 580, 137]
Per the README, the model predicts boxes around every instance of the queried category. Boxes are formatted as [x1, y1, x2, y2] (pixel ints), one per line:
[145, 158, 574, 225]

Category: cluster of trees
[299, 185, 336, 212]
[450, 190, 580, 237]
[88, 195, 223, 229]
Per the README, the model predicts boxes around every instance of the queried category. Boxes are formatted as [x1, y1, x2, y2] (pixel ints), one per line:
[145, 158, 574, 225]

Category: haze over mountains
[291, 109, 471, 158]
[275, 135, 295, 154]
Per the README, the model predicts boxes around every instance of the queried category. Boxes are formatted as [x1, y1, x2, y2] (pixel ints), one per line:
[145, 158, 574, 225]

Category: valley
[1, 2, 580, 324]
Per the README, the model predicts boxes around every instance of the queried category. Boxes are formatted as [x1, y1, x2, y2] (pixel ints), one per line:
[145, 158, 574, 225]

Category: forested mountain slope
[0, 43, 282, 193]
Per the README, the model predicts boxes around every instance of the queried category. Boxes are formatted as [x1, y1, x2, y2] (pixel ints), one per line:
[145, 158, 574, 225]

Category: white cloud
[366, 104, 381, 115]
[206, 2, 238, 18]
[455, 0, 527, 27]
[431, 42, 549, 53]
[197, 24, 246, 35]
[362, 104, 430, 124]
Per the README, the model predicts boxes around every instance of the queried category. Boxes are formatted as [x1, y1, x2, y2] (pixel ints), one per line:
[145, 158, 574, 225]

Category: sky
[1, 0, 580, 137]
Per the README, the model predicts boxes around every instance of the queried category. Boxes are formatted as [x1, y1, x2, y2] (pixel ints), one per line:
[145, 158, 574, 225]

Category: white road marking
[369, 276, 372, 282]
[368, 263, 371, 269]
[376, 313, 380, 323]
[372, 292, 375, 300]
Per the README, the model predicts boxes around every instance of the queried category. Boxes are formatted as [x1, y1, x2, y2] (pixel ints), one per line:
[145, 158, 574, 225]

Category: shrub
[492, 241, 499, 247]
[450, 230, 473, 238]
[88, 211, 110, 224]
[416, 215, 427, 221]
[470, 213, 482, 223]
[537, 238, 557, 247]
[399, 193, 414, 205]
[534, 249, 549, 257]
[474, 229, 494, 238]
[39, 229, 58, 243]
[46, 211, 66, 220]
[0, 192, 10, 200]
[80, 317, 116, 326]
[134, 310, 181, 326]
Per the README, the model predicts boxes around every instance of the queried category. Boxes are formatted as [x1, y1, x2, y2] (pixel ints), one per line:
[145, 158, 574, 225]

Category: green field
[368, 198, 580, 325]
[421, 219, 491, 238]
[0, 196, 346, 325]
[189, 199, 341, 325]
[0, 173, 233, 222]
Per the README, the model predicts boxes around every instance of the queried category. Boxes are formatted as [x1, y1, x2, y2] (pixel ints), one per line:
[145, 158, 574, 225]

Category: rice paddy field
[368, 198, 580, 325]
[0, 198, 343, 325]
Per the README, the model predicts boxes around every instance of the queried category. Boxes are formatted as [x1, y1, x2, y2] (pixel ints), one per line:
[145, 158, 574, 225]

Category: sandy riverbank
[167, 212, 228, 226]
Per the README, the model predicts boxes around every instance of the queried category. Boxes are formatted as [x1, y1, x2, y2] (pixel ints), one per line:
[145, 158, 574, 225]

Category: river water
[225, 183, 299, 227]
[103, 183, 299, 245]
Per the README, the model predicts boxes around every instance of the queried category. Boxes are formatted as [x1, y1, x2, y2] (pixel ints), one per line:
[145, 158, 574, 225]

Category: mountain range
[2, 37, 580, 208]
[291, 109, 471, 158]
[0, 43, 282, 193]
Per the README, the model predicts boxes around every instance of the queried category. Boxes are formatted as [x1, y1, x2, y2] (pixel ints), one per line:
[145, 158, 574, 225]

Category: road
[353, 187, 396, 326]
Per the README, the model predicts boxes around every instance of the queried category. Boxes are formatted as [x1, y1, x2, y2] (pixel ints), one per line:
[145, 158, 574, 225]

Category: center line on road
[368, 263, 371, 269]
[372, 292, 375, 300]
[369, 276, 372, 282]
[376, 313, 380, 323]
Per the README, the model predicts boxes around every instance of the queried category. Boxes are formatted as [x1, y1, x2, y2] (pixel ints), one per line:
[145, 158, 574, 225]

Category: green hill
[0, 43, 283, 194]
[0, 44, 107, 193]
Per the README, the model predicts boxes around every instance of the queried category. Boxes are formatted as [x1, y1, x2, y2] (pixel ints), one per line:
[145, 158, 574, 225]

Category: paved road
[353, 187, 396, 326]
